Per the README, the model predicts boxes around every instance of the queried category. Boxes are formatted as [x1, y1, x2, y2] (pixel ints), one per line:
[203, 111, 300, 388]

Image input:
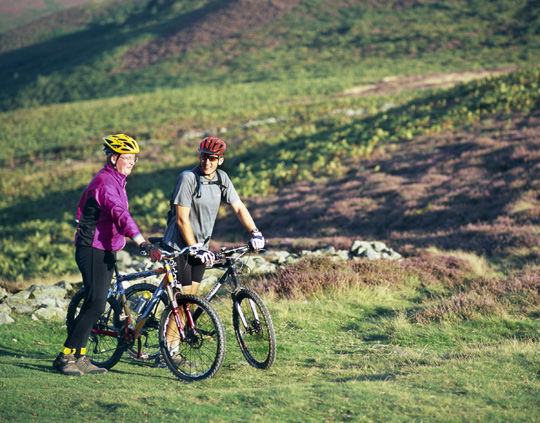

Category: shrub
[411, 292, 502, 323]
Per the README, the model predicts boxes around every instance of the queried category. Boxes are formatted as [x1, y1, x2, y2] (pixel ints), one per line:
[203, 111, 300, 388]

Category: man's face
[199, 153, 223, 176]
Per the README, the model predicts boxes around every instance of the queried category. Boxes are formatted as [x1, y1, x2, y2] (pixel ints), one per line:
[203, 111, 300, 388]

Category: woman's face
[112, 154, 138, 176]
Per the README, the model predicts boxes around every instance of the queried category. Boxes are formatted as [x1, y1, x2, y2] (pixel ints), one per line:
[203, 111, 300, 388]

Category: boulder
[0, 311, 14, 325]
[34, 306, 66, 321]
[0, 286, 8, 300]
[28, 284, 67, 302]
[3, 292, 36, 314]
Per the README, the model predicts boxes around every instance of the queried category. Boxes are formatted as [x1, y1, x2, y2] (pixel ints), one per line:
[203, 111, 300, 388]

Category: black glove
[140, 242, 162, 263]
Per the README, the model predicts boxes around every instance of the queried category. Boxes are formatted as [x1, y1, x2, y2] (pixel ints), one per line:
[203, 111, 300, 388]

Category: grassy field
[1, 255, 540, 422]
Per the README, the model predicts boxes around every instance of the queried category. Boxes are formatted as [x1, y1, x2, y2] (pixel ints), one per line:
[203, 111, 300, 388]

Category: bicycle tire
[65, 288, 86, 333]
[159, 294, 226, 382]
[65, 288, 125, 369]
[124, 283, 168, 362]
[232, 288, 276, 370]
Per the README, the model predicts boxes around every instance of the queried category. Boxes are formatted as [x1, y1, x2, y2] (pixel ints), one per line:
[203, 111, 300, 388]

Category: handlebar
[141, 237, 262, 264]
[213, 244, 264, 261]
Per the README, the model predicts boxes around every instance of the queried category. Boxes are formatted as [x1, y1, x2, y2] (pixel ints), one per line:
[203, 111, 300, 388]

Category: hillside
[0, 0, 538, 111]
[0, 0, 539, 284]
[0, 0, 95, 34]
[234, 110, 540, 258]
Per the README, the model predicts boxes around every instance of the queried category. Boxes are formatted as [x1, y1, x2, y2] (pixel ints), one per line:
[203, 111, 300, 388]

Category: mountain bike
[65, 247, 226, 382]
[203, 244, 276, 370]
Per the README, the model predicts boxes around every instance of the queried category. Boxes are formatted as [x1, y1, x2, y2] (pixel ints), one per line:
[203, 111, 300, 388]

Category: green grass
[1, 282, 539, 422]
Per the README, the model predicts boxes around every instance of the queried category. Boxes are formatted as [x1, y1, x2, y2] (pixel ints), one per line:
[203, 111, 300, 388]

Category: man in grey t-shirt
[163, 137, 265, 296]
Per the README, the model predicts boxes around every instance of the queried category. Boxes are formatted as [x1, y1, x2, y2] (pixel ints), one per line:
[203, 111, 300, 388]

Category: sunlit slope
[0, 67, 538, 281]
[0, 0, 538, 111]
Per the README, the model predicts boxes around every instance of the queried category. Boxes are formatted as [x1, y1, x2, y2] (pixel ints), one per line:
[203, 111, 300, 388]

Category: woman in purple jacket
[53, 134, 161, 377]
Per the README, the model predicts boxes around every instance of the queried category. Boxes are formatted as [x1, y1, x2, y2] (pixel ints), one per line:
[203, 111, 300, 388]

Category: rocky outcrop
[0, 240, 400, 325]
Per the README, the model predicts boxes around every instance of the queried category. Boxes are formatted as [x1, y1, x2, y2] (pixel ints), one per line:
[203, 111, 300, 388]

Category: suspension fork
[229, 262, 258, 328]
[114, 277, 135, 342]
[162, 260, 192, 339]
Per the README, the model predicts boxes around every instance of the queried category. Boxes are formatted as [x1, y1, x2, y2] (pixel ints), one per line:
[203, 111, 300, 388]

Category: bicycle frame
[204, 245, 250, 300]
[90, 250, 193, 359]
[203, 246, 261, 329]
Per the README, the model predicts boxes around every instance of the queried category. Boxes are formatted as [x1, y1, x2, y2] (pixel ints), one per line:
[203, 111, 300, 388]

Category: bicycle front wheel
[65, 288, 124, 369]
[159, 294, 226, 382]
[124, 283, 168, 362]
[232, 288, 276, 369]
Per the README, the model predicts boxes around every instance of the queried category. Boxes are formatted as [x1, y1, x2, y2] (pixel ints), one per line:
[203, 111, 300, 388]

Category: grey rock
[3, 295, 37, 314]
[0, 311, 14, 325]
[28, 284, 67, 302]
[55, 280, 74, 292]
[0, 286, 8, 300]
[34, 306, 66, 320]
[361, 249, 382, 260]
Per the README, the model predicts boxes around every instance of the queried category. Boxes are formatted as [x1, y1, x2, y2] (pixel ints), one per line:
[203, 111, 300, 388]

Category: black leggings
[65, 246, 116, 353]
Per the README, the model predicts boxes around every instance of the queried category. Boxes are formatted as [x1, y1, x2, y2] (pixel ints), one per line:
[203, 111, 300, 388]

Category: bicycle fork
[163, 263, 197, 341]
[234, 294, 261, 334]
[228, 266, 262, 334]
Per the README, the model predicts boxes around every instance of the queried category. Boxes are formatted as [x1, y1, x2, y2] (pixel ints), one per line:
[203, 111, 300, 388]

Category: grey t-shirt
[163, 167, 240, 250]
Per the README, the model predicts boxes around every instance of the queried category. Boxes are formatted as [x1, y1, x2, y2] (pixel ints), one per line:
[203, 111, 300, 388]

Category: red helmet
[198, 137, 226, 156]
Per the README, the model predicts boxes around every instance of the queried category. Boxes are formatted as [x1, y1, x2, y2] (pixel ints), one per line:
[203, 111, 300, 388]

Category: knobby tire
[232, 288, 276, 370]
[159, 294, 226, 382]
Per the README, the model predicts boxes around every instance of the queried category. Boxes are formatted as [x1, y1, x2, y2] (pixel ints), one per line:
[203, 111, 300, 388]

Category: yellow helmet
[103, 134, 140, 154]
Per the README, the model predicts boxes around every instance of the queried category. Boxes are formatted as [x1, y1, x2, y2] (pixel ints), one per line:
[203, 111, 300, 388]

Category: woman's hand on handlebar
[140, 242, 162, 262]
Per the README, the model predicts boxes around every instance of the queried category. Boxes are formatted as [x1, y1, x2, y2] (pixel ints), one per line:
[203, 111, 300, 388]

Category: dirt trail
[341, 67, 519, 97]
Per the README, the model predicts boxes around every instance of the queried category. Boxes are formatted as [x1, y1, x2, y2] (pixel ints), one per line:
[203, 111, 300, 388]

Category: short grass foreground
[1, 255, 540, 422]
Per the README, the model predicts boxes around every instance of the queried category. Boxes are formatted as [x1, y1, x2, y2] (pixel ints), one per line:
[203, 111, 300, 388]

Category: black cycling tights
[65, 246, 116, 354]
[174, 252, 206, 286]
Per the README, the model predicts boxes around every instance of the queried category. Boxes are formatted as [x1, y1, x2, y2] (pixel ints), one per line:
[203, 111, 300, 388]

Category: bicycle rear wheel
[124, 283, 168, 362]
[232, 288, 276, 369]
[159, 294, 226, 382]
[65, 288, 124, 369]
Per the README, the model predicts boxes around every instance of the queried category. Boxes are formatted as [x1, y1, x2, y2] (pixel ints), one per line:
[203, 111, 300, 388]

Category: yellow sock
[62, 347, 73, 355]
[80, 348, 86, 356]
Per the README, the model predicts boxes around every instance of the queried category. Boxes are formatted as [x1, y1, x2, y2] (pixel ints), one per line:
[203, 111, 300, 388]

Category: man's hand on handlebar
[190, 247, 215, 265]
[249, 229, 265, 250]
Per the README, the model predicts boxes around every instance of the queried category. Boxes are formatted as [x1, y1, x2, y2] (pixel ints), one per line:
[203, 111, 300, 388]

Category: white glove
[193, 249, 215, 264]
[249, 229, 265, 250]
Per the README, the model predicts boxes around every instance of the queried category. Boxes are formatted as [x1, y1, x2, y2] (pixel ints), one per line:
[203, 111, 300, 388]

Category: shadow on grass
[333, 373, 400, 382]
[0, 345, 50, 360]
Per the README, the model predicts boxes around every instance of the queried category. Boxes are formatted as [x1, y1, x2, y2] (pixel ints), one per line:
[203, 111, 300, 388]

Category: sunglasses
[200, 154, 220, 162]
